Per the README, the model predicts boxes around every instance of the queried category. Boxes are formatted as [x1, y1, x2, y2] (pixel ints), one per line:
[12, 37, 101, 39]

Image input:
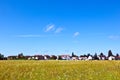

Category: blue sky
[0, 0, 120, 56]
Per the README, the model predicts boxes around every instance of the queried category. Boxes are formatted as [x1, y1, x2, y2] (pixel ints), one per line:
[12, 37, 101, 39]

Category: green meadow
[0, 60, 120, 80]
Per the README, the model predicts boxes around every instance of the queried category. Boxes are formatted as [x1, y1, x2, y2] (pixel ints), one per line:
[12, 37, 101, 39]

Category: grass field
[0, 60, 120, 80]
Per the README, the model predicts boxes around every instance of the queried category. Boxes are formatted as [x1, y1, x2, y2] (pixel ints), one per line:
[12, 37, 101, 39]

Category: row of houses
[7, 54, 120, 60]
[8, 55, 50, 60]
[59, 55, 119, 60]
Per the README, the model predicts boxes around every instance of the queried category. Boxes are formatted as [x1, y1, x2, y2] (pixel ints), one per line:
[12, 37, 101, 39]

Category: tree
[115, 53, 119, 60]
[100, 52, 104, 57]
[93, 53, 99, 60]
[50, 55, 57, 60]
[0, 53, 4, 60]
[87, 53, 91, 57]
[83, 54, 87, 57]
[116, 53, 119, 57]
[58, 56, 62, 60]
[108, 50, 113, 57]
[72, 52, 75, 57]
[18, 53, 25, 59]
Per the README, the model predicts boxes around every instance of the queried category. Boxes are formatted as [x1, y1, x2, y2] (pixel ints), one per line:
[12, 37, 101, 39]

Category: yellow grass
[0, 60, 120, 80]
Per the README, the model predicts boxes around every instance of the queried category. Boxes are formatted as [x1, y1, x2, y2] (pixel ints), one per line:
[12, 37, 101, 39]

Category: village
[0, 50, 120, 61]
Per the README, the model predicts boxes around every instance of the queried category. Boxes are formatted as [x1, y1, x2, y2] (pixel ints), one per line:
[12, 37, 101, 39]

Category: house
[58, 55, 71, 60]
[26, 56, 35, 60]
[79, 55, 88, 60]
[24, 56, 31, 60]
[108, 56, 115, 60]
[34, 55, 44, 60]
[115, 56, 120, 60]
[98, 55, 106, 60]
[26, 55, 45, 60]
[50, 55, 57, 60]
[44, 55, 51, 60]
[72, 56, 79, 60]
[7, 56, 18, 60]
[79, 56, 87, 60]
[87, 56, 93, 60]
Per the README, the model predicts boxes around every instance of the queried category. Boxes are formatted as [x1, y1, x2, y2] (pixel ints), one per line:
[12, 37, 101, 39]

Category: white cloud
[108, 35, 120, 40]
[55, 27, 63, 33]
[45, 24, 55, 32]
[74, 32, 80, 37]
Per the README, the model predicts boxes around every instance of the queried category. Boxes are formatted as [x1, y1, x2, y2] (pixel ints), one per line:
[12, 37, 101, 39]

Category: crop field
[0, 60, 120, 80]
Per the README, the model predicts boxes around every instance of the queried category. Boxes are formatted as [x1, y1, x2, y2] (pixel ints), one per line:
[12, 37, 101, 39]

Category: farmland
[0, 60, 120, 80]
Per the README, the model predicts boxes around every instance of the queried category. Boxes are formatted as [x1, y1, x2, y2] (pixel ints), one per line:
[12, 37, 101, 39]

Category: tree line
[0, 50, 119, 60]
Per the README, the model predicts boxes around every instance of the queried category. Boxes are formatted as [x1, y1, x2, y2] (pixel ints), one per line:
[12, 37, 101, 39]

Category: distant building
[72, 56, 78, 60]
[115, 56, 120, 60]
[108, 56, 115, 60]
[8, 56, 18, 60]
[59, 55, 71, 60]
[44, 55, 51, 60]
[87, 56, 93, 60]
[98, 55, 106, 60]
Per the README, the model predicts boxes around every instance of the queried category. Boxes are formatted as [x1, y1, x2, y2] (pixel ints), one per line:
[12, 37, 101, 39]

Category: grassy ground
[0, 60, 120, 80]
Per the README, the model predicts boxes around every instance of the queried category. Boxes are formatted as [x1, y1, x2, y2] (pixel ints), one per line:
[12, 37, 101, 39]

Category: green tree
[72, 52, 75, 57]
[94, 53, 99, 60]
[0, 53, 4, 60]
[50, 55, 57, 60]
[108, 50, 113, 57]
[116, 53, 119, 57]
[87, 53, 91, 57]
[18, 53, 25, 59]
[100, 52, 104, 57]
